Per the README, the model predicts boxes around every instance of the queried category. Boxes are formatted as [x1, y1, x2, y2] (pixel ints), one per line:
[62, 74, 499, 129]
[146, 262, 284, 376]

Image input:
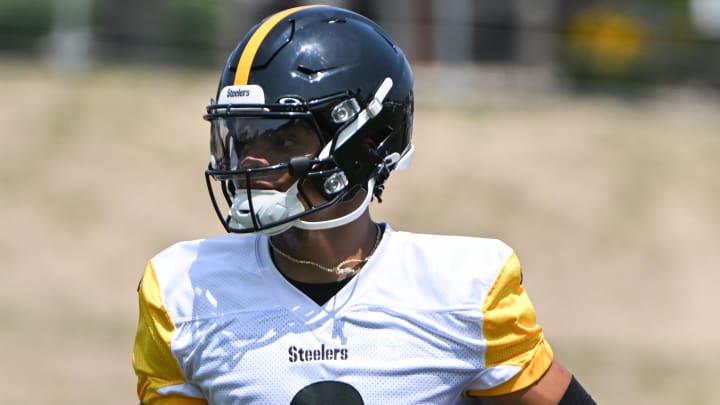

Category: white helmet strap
[295, 178, 376, 231]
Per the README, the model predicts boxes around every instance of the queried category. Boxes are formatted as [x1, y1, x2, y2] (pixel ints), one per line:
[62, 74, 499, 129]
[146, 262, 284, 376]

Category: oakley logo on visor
[218, 85, 265, 104]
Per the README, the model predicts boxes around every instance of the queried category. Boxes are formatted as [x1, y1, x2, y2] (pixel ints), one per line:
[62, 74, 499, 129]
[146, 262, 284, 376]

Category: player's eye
[272, 134, 298, 149]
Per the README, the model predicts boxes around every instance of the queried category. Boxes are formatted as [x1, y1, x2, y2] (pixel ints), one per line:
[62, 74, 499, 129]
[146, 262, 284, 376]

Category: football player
[132, 5, 596, 404]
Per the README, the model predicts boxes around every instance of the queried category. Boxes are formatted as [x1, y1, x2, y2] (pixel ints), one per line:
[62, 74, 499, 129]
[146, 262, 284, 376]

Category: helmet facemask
[204, 112, 346, 235]
[204, 78, 407, 235]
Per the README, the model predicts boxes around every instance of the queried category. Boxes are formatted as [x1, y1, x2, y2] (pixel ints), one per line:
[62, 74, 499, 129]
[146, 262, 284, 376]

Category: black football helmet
[204, 5, 414, 235]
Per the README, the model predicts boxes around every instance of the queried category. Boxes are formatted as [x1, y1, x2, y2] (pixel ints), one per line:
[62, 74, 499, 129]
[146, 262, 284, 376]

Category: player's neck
[268, 214, 382, 284]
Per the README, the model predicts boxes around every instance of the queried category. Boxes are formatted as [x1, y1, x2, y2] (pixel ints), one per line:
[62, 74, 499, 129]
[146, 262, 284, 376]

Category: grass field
[1, 60, 719, 404]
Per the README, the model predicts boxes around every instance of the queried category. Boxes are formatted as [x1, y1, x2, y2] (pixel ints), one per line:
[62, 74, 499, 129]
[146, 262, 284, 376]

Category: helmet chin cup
[228, 183, 305, 236]
[228, 178, 375, 234]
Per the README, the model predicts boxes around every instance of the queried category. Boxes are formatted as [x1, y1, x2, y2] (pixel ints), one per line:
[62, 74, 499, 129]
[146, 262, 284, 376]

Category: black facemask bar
[204, 160, 358, 233]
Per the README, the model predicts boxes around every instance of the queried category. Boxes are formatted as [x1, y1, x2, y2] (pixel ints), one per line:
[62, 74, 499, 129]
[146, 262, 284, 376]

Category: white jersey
[132, 225, 553, 404]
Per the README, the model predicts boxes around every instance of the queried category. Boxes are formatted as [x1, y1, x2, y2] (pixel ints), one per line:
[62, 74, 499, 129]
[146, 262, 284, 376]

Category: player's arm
[473, 360, 595, 404]
[465, 250, 596, 404]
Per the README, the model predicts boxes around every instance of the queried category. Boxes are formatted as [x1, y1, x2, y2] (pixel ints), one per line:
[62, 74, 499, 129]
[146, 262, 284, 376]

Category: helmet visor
[208, 116, 323, 177]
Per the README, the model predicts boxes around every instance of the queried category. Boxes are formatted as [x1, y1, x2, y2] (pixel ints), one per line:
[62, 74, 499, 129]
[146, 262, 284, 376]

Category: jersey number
[290, 381, 364, 404]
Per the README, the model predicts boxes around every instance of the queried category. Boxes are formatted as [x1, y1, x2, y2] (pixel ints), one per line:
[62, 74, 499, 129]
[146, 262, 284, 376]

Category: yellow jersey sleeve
[468, 252, 554, 397]
[132, 262, 208, 405]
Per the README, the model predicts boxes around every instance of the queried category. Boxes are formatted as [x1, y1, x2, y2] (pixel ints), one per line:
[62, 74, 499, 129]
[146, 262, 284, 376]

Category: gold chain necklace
[268, 224, 383, 275]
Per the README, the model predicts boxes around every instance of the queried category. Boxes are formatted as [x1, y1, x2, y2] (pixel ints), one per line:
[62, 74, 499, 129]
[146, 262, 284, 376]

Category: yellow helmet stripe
[234, 5, 325, 85]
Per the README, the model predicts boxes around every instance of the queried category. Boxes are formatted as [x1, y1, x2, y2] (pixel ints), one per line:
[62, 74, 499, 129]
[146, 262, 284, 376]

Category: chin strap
[295, 178, 376, 231]
[227, 178, 376, 235]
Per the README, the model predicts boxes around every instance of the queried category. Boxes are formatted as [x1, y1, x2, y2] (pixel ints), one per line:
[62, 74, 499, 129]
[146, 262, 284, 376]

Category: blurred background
[1, 0, 719, 404]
